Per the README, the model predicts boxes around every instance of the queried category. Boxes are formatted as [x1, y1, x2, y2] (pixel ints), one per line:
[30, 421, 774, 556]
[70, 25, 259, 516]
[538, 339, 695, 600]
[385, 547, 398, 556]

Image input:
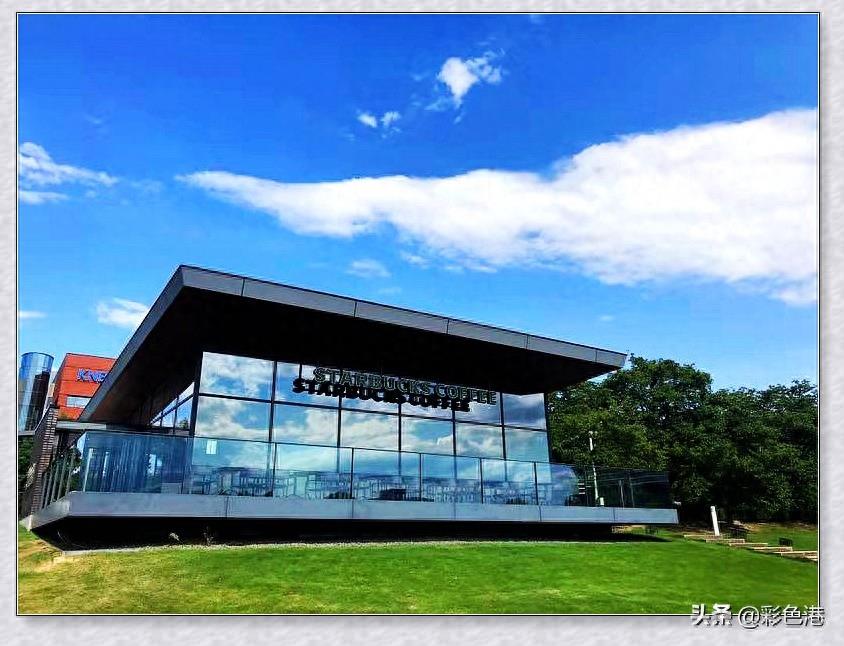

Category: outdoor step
[780, 551, 818, 558]
[750, 546, 793, 553]
[734, 543, 770, 548]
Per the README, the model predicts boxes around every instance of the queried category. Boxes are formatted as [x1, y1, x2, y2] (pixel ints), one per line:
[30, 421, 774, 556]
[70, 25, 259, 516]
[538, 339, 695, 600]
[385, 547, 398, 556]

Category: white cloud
[96, 298, 149, 329]
[357, 110, 401, 134]
[434, 53, 503, 108]
[19, 190, 67, 205]
[347, 258, 391, 279]
[18, 310, 46, 320]
[598, 314, 615, 323]
[18, 142, 118, 189]
[400, 251, 430, 268]
[381, 111, 401, 128]
[357, 112, 378, 128]
[179, 108, 818, 305]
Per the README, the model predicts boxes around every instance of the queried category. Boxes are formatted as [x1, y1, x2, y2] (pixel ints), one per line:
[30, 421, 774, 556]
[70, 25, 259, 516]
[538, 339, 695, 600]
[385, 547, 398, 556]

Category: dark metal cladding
[82, 265, 627, 423]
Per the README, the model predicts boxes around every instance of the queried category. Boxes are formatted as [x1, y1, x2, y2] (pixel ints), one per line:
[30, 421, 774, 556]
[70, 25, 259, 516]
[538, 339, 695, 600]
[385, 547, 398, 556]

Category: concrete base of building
[24, 491, 678, 549]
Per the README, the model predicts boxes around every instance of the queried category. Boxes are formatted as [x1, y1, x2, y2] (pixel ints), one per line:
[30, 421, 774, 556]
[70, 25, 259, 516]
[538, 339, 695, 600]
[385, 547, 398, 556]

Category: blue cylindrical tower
[17, 352, 54, 435]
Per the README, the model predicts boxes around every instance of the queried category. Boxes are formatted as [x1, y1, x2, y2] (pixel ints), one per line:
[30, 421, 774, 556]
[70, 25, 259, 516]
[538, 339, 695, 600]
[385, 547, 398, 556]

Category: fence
[39, 430, 673, 511]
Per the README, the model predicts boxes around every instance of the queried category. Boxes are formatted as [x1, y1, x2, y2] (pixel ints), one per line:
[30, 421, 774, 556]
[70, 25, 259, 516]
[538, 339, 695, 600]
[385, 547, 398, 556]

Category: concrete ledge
[613, 507, 678, 524]
[228, 496, 353, 520]
[27, 491, 677, 530]
[539, 505, 615, 523]
[69, 491, 227, 519]
[456, 502, 541, 522]
[354, 499, 454, 521]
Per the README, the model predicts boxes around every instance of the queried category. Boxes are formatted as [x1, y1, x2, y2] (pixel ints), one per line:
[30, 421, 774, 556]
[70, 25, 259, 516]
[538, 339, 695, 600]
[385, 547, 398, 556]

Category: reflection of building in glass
[17, 352, 53, 435]
[20, 265, 677, 546]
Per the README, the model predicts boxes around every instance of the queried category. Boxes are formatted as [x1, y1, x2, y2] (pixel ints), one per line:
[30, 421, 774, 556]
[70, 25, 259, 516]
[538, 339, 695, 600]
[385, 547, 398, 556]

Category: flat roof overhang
[82, 266, 626, 423]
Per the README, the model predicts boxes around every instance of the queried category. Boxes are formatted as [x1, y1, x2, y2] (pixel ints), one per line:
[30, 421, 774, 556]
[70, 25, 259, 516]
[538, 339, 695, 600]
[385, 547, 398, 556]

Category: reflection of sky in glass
[275, 362, 340, 406]
[273, 404, 338, 445]
[190, 437, 272, 468]
[175, 400, 191, 430]
[422, 453, 455, 479]
[401, 417, 454, 455]
[504, 428, 550, 462]
[456, 424, 503, 458]
[275, 443, 351, 472]
[200, 352, 273, 400]
[350, 450, 418, 477]
[483, 459, 535, 483]
[502, 393, 546, 429]
[195, 396, 270, 442]
[341, 395, 397, 414]
[455, 399, 501, 424]
[340, 411, 398, 450]
[536, 463, 577, 485]
[401, 400, 453, 419]
[179, 382, 194, 402]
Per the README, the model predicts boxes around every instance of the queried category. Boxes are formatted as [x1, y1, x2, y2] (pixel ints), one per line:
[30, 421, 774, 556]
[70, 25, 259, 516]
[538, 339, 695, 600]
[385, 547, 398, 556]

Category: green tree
[547, 356, 817, 523]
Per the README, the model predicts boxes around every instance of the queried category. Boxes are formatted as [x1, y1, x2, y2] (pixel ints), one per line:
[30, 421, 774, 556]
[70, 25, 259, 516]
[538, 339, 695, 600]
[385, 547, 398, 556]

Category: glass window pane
[455, 396, 501, 424]
[341, 393, 398, 414]
[502, 393, 546, 429]
[178, 382, 195, 403]
[401, 399, 453, 419]
[272, 404, 338, 446]
[161, 408, 175, 430]
[401, 417, 454, 455]
[352, 449, 420, 501]
[174, 399, 192, 434]
[340, 411, 398, 451]
[504, 428, 550, 462]
[481, 458, 537, 505]
[199, 352, 273, 400]
[455, 424, 503, 458]
[188, 437, 273, 496]
[273, 444, 352, 500]
[275, 362, 340, 407]
[194, 395, 270, 442]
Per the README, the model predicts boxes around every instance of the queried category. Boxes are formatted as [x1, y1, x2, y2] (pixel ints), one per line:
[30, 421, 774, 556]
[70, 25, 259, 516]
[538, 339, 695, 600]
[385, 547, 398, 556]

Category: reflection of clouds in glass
[191, 436, 271, 468]
[401, 401, 452, 419]
[340, 411, 398, 450]
[502, 393, 546, 429]
[273, 405, 338, 445]
[402, 418, 453, 455]
[195, 396, 270, 442]
[341, 396, 398, 413]
[504, 428, 549, 462]
[200, 352, 273, 399]
[455, 399, 501, 424]
[456, 424, 503, 458]
[276, 443, 350, 472]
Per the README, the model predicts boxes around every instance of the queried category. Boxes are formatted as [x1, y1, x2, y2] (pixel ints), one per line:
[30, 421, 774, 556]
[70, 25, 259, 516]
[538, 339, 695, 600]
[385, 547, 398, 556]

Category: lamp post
[588, 429, 600, 505]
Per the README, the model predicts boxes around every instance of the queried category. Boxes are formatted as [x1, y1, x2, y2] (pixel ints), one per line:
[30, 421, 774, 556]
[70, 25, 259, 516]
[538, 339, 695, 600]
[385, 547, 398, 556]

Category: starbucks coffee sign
[292, 367, 497, 413]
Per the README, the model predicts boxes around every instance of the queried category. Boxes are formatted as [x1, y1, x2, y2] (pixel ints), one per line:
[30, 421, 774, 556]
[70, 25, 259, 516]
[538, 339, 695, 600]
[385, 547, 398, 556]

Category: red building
[51, 353, 116, 420]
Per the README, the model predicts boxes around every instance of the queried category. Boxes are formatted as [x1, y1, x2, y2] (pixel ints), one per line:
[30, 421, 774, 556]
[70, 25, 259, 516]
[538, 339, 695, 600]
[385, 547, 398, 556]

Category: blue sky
[18, 13, 818, 389]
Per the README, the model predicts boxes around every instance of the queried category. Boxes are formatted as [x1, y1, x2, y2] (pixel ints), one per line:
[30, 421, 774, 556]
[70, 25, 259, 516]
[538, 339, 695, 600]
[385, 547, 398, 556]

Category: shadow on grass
[33, 517, 673, 550]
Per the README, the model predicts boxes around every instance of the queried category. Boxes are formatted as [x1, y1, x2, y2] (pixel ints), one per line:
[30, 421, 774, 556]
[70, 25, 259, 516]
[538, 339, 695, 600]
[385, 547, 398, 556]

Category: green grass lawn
[745, 523, 818, 551]
[18, 526, 817, 614]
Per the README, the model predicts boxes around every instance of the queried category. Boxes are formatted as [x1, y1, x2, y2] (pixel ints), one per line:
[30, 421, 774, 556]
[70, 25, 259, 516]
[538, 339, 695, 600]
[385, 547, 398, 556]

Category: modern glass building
[21, 266, 677, 545]
[17, 352, 54, 436]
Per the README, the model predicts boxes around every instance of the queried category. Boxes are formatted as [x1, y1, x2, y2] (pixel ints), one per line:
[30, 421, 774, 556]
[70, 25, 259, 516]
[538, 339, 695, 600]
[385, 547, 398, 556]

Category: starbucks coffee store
[22, 265, 677, 546]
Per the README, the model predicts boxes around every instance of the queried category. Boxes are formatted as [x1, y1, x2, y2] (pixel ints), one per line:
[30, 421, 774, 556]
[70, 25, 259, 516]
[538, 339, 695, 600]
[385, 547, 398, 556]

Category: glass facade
[41, 429, 674, 511]
[191, 351, 550, 463]
[17, 352, 54, 434]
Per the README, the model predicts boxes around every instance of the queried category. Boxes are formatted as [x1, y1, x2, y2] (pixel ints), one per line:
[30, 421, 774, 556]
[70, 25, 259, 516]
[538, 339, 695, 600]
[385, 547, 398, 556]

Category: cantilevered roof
[82, 265, 626, 423]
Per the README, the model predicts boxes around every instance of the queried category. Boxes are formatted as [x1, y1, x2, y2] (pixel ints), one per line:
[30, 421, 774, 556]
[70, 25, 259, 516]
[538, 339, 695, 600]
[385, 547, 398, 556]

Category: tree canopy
[547, 356, 817, 522]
